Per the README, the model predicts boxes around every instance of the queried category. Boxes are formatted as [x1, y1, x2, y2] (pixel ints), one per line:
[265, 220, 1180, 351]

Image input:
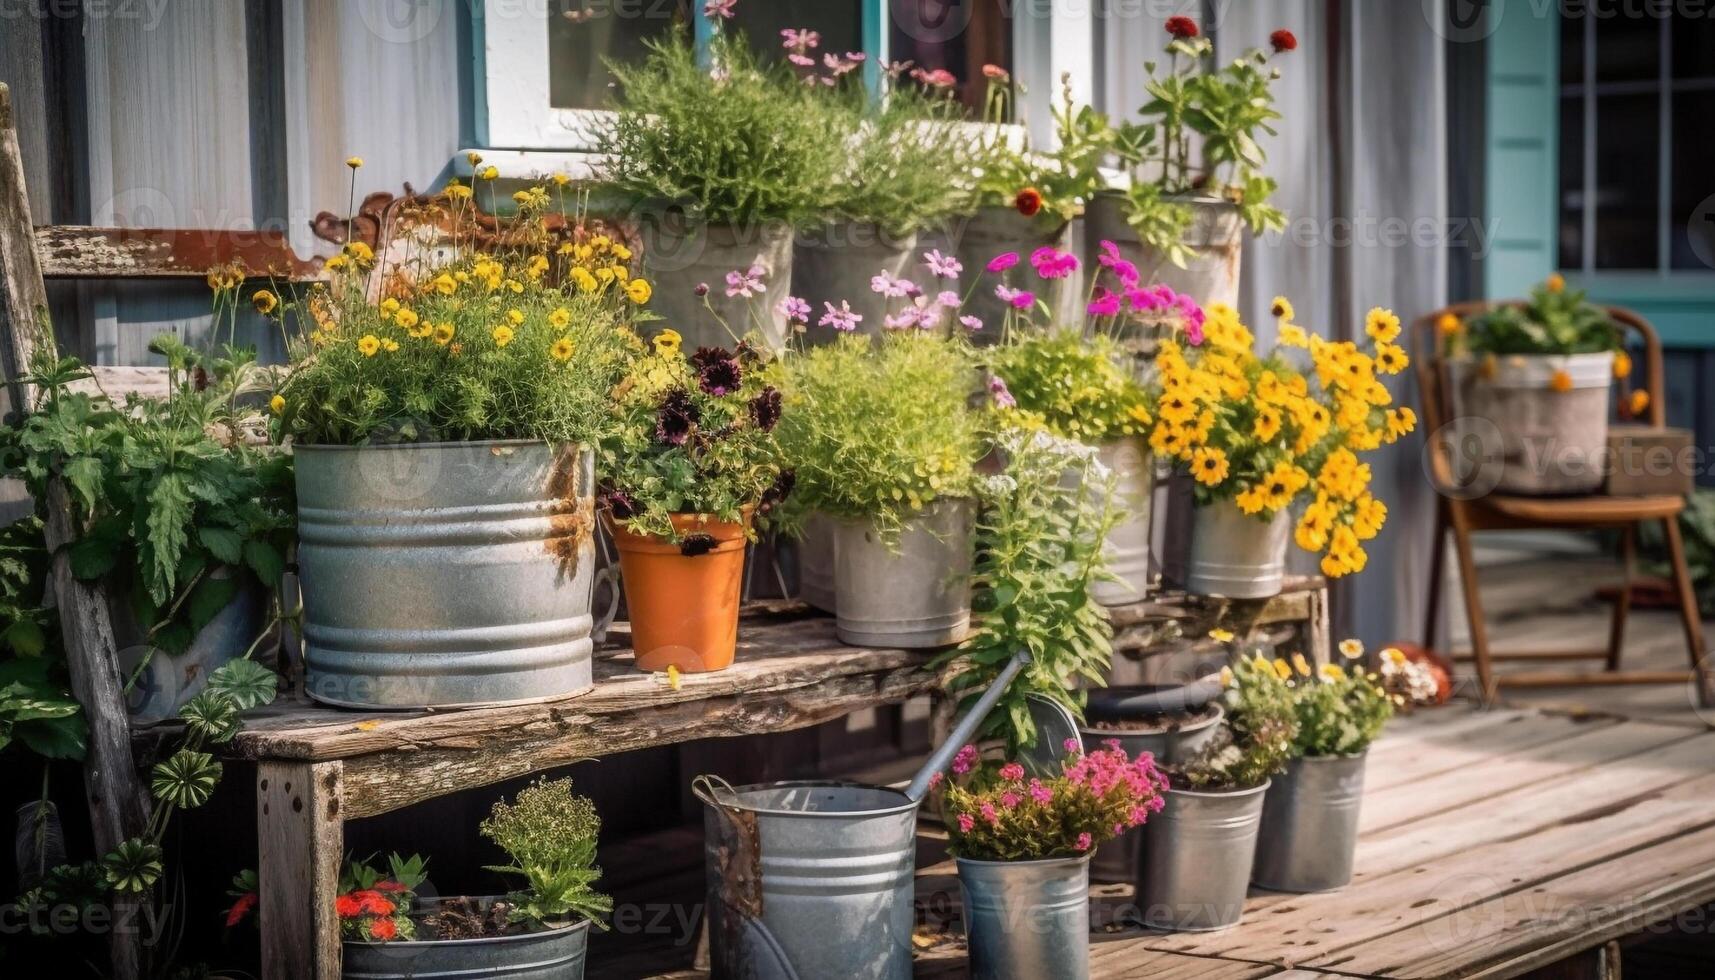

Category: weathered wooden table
[208, 580, 1328, 980]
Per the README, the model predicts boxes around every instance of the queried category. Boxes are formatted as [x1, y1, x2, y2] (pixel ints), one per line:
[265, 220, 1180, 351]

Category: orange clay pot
[606, 509, 752, 673]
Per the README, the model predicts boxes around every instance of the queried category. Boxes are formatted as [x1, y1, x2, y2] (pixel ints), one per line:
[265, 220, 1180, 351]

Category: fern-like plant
[479, 778, 612, 929]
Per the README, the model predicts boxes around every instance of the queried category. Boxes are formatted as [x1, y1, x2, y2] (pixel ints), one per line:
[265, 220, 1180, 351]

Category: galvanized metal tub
[794, 512, 838, 613]
[1184, 500, 1292, 600]
[1085, 192, 1243, 312]
[295, 441, 599, 709]
[957, 855, 1091, 980]
[1080, 700, 1224, 884]
[1251, 752, 1368, 893]
[793, 222, 919, 341]
[951, 206, 1071, 340]
[833, 498, 973, 648]
[637, 214, 795, 352]
[1090, 436, 1156, 606]
[698, 780, 918, 980]
[341, 901, 589, 979]
[1449, 351, 1614, 495]
[1137, 781, 1270, 932]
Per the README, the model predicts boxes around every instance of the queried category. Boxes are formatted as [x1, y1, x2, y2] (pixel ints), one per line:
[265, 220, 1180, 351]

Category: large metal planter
[952, 206, 1072, 340]
[699, 781, 918, 980]
[1450, 351, 1614, 495]
[637, 214, 794, 352]
[1252, 752, 1368, 893]
[833, 498, 973, 648]
[957, 855, 1091, 980]
[1085, 192, 1243, 312]
[1184, 499, 1292, 600]
[793, 512, 838, 613]
[341, 902, 589, 979]
[1137, 781, 1269, 932]
[295, 441, 599, 709]
[1080, 700, 1224, 884]
[1090, 436, 1156, 606]
[793, 222, 919, 341]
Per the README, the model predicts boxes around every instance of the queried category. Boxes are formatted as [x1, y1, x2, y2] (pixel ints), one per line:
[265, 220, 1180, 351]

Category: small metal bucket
[1251, 752, 1368, 893]
[1089, 437, 1156, 606]
[833, 498, 972, 648]
[1080, 698, 1224, 884]
[957, 855, 1090, 980]
[341, 901, 589, 979]
[793, 222, 919, 340]
[949, 206, 1071, 339]
[1184, 499, 1292, 599]
[793, 513, 838, 613]
[637, 214, 795, 352]
[296, 441, 604, 709]
[1085, 192, 1243, 311]
[1137, 781, 1269, 932]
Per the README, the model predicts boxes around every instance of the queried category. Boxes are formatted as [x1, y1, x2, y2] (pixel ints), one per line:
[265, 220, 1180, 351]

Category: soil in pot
[1086, 702, 1221, 734]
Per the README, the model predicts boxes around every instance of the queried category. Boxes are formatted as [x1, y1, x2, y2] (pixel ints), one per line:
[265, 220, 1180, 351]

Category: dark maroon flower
[679, 533, 716, 557]
[656, 388, 699, 446]
[1165, 15, 1198, 38]
[193, 366, 210, 392]
[758, 469, 796, 515]
[1014, 187, 1043, 217]
[691, 346, 744, 396]
[749, 385, 782, 432]
[602, 487, 639, 519]
[694, 282, 710, 297]
[1270, 29, 1297, 52]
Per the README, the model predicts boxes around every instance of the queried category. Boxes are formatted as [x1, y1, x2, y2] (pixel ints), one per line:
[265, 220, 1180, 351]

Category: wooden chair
[1414, 301, 1713, 707]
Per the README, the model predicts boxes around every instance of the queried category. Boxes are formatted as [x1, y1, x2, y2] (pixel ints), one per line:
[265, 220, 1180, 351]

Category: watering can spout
[904, 650, 1030, 802]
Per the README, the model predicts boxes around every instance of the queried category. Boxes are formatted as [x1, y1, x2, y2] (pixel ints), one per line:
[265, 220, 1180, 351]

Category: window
[1557, 13, 1715, 272]
[888, 0, 1013, 112]
[548, 0, 692, 110]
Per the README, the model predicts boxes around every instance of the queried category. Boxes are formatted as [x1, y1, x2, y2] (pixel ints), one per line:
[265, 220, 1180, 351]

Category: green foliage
[480, 778, 613, 930]
[986, 332, 1154, 445]
[1289, 659, 1394, 757]
[0, 523, 84, 759]
[818, 85, 970, 235]
[937, 428, 1122, 754]
[1456, 279, 1621, 356]
[941, 743, 1167, 862]
[971, 74, 1118, 219]
[1180, 653, 1298, 791]
[599, 337, 787, 542]
[600, 30, 843, 226]
[775, 332, 981, 542]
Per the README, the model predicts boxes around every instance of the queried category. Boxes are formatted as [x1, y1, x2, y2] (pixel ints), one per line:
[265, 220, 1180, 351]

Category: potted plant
[1138, 652, 1296, 931]
[1150, 299, 1413, 597]
[1442, 274, 1625, 495]
[601, 23, 843, 352]
[776, 330, 982, 647]
[600, 332, 790, 672]
[1252, 639, 1395, 893]
[1090, 18, 1295, 309]
[942, 740, 1167, 980]
[266, 181, 639, 707]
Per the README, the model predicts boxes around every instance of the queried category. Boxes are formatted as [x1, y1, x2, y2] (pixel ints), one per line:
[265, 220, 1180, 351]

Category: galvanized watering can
[694, 652, 1062, 979]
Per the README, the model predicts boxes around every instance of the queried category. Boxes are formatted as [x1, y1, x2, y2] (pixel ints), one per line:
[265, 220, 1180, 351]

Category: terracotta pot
[606, 509, 752, 673]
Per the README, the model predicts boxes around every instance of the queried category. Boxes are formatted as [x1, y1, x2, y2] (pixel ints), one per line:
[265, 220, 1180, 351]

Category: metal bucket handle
[691, 772, 740, 811]
[692, 774, 801, 980]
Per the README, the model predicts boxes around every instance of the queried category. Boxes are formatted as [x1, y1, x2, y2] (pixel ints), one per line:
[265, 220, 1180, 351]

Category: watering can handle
[905, 650, 1031, 803]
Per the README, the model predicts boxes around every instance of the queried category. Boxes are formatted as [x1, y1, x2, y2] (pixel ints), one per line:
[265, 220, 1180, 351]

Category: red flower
[1165, 16, 1199, 39]
[1014, 187, 1043, 217]
[354, 890, 396, 916]
[334, 893, 364, 919]
[373, 879, 409, 893]
[225, 892, 257, 928]
[369, 917, 399, 941]
[1270, 29, 1298, 52]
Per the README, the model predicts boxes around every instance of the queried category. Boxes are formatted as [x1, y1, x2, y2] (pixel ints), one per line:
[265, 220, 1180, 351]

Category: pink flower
[884, 60, 915, 79]
[1028, 780, 1053, 804]
[777, 296, 810, 323]
[994, 284, 1034, 310]
[923, 249, 962, 279]
[780, 28, 820, 51]
[1185, 318, 1206, 346]
[957, 813, 975, 833]
[1029, 246, 1078, 279]
[988, 375, 1016, 409]
[1000, 791, 1022, 809]
[1087, 287, 1121, 317]
[998, 762, 1025, 782]
[952, 744, 979, 775]
[927, 771, 944, 791]
[871, 270, 912, 297]
[1062, 738, 1083, 754]
[787, 53, 815, 67]
[884, 308, 921, 330]
[1075, 832, 1093, 851]
[818, 301, 862, 331]
[911, 67, 956, 88]
[982, 64, 1010, 81]
[986, 252, 1019, 273]
[979, 802, 1000, 825]
[1097, 240, 1140, 286]
[703, 0, 736, 19]
[936, 290, 961, 308]
[725, 264, 765, 298]
[959, 314, 983, 332]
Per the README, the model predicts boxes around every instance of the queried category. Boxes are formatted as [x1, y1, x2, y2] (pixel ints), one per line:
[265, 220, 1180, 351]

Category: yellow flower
[1365, 307, 1402, 344]
[1321, 663, 1347, 681]
[1385, 407, 1417, 440]
[357, 334, 381, 357]
[380, 298, 401, 316]
[251, 289, 279, 315]
[1220, 666, 1235, 687]
[1270, 296, 1296, 321]
[664, 664, 682, 691]
[1383, 647, 1408, 666]
[1436, 312, 1462, 337]
[1546, 272, 1565, 293]
[1339, 638, 1364, 659]
[1629, 389, 1650, 415]
[1292, 653, 1312, 677]
[552, 172, 571, 186]
[394, 308, 419, 330]
[1209, 628, 1235, 643]
[1613, 350, 1632, 379]
[1191, 446, 1230, 487]
[549, 307, 572, 328]
[1374, 343, 1408, 375]
[550, 337, 576, 362]
[466, 151, 483, 166]
[269, 394, 285, 416]
[324, 253, 349, 271]
[431, 273, 458, 295]
[507, 308, 526, 325]
[1235, 484, 1267, 515]
[626, 278, 653, 305]
[653, 328, 682, 357]
[345, 156, 363, 169]
[1295, 506, 1331, 552]
[1353, 495, 1387, 540]
[1272, 658, 1293, 681]
[445, 184, 473, 201]
[1549, 368, 1573, 393]
[382, 338, 399, 352]
[1253, 406, 1282, 442]
[344, 241, 374, 264]
[1278, 323, 1309, 348]
[433, 323, 455, 346]
[571, 267, 598, 293]
[477, 165, 499, 181]
[491, 324, 516, 347]
[612, 243, 633, 261]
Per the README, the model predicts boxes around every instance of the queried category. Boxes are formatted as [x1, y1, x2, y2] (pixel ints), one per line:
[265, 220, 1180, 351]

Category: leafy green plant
[600, 29, 843, 226]
[1286, 648, 1394, 758]
[1178, 652, 1298, 790]
[970, 72, 1118, 221]
[937, 427, 1122, 753]
[775, 332, 982, 543]
[816, 83, 970, 236]
[1450, 275, 1621, 356]
[986, 332, 1154, 445]
[479, 778, 612, 929]
[0, 519, 82, 761]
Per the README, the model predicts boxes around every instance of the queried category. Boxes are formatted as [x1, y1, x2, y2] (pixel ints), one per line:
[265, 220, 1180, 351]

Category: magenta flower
[959, 314, 983, 332]
[725, 264, 765, 298]
[979, 802, 999, 825]
[998, 762, 1025, 781]
[1097, 240, 1140, 286]
[922, 249, 962, 279]
[702, 0, 736, 19]
[1000, 791, 1022, 809]
[694, 282, 710, 297]
[1028, 780, 1053, 804]
[777, 296, 810, 324]
[957, 813, 975, 833]
[952, 743, 979, 775]
[936, 289, 961, 308]
[1029, 246, 1078, 279]
[987, 375, 1016, 409]
[884, 308, 921, 331]
[927, 771, 944, 791]
[1063, 738, 1083, 754]
[780, 28, 820, 51]
[818, 300, 862, 332]
[870, 270, 912, 298]
[1075, 832, 1093, 851]
[1087, 287, 1121, 317]
[986, 251, 1019, 274]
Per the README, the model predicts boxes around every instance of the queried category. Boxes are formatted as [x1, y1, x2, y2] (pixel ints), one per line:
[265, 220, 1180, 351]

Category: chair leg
[1606, 525, 1636, 672]
[1662, 516, 1714, 708]
[1424, 503, 1448, 653]
[1448, 516, 1498, 704]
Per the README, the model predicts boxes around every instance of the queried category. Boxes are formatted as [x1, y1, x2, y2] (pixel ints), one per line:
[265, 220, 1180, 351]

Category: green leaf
[186, 575, 239, 633]
[207, 658, 277, 710]
[198, 527, 244, 565]
[242, 539, 283, 587]
[66, 535, 118, 581]
[2, 619, 46, 657]
[18, 713, 87, 760]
